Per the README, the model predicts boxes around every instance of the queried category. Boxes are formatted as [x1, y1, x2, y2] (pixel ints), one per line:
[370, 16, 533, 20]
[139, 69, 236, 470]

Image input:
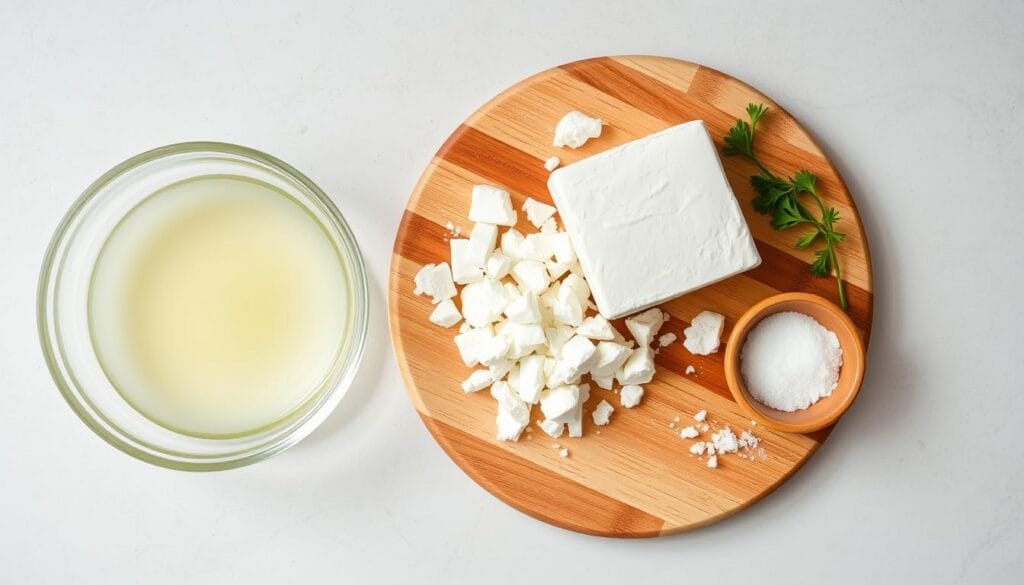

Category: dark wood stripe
[424, 415, 666, 537]
[746, 244, 872, 330]
[437, 124, 550, 200]
[393, 209, 452, 268]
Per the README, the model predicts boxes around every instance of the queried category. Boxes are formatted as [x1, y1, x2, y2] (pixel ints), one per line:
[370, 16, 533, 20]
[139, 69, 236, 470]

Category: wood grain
[388, 56, 873, 537]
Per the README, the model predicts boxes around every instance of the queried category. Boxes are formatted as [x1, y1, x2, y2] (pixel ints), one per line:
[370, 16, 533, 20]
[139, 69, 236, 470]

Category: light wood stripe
[389, 56, 873, 537]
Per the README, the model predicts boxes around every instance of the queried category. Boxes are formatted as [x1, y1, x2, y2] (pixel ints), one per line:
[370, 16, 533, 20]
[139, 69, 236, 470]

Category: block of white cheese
[547, 120, 761, 319]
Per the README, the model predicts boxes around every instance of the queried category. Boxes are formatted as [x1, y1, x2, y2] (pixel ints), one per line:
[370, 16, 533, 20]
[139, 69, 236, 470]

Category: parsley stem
[829, 245, 848, 310]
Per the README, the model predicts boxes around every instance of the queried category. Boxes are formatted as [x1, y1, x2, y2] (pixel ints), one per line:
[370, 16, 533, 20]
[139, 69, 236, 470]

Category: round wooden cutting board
[388, 56, 873, 537]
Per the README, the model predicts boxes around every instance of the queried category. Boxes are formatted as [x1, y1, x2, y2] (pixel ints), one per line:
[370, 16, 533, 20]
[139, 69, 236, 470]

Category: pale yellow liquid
[89, 176, 348, 437]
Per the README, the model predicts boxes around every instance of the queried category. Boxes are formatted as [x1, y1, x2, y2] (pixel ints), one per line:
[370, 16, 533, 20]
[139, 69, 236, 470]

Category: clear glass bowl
[37, 142, 369, 470]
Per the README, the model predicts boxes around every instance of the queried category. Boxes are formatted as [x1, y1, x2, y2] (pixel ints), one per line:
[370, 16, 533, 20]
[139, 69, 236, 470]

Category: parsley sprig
[723, 104, 848, 310]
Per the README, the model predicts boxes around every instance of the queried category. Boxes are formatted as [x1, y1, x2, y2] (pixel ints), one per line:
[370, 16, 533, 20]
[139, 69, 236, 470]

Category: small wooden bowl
[724, 292, 865, 434]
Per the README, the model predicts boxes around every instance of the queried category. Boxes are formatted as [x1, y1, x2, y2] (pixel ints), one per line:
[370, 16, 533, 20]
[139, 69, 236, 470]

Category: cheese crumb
[522, 197, 557, 229]
[553, 111, 603, 149]
[679, 426, 699, 439]
[685, 365, 696, 375]
[707, 455, 718, 469]
[619, 384, 644, 408]
[658, 332, 677, 347]
[469, 185, 516, 226]
[544, 156, 561, 171]
[592, 400, 614, 426]
[413, 263, 457, 303]
[559, 448, 569, 458]
[683, 310, 725, 355]
[694, 410, 707, 422]
[689, 441, 706, 455]
[429, 299, 462, 328]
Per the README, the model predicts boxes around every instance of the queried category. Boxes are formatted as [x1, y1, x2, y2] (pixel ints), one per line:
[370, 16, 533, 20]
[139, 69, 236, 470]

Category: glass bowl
[37, 142, 369, 470]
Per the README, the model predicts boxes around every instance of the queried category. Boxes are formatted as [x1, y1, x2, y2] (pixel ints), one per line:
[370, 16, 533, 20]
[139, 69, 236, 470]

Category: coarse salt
[740, 311, 843, 411]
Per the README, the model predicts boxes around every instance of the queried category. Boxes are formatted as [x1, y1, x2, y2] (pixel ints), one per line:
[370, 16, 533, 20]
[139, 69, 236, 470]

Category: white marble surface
[1, 1, 1021, 583]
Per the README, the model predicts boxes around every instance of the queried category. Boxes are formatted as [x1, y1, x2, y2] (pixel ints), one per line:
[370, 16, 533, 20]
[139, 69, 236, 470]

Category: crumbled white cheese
[523, 197, 556, 228]
[694, 410, 707, 422]
[449, 239, 483, 285]
[685, 365, 696, 375]
[576, 315, 616, 340]
[707, 454, 718, 469]
[592, 375, 613, 390]
[592, 400, 614, 426]
[616, 347, 655, 385]
[453, 326, 493, 366]
[537, 418, 564, 438]
[485, 252, 513, 279]
[466, 222, 498, 267]
[551, 335, 597, 384]
[516, 354, 545, 403]
[545, 261, 569, 280]
[429, 298, 462, 328]
[511, 259, 550, 293]
[504, 292, 541, 324]
[413, 263, 457, 303]
[553, 111, 603, 149]
[469, 185, 516, 226]
[489, 359, 514, 382]
[520, 233, 554, 261]
[460, 278, 509, 327]
[548, 233, 577, 265]
[683, 310, 726, 355]
[500, 228, 526, 259]
[619, 384, 644, 408]
[491, 381, 529, 441]
[539, 385, 580, 420]
[461, 370, 493, 393]
[625, 308, 666, 348]
[544, 156, 561, 171]
[679, 426, 699, 439]
[689, 441, 706, 455]
[657, 332, 677, 347]
[559, 448, 569, 458]
[590, 341, 632, 378]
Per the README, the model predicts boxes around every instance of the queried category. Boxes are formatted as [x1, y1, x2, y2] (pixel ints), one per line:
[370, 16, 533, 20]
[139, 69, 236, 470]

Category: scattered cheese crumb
[679, 426, 699, 439]
[544, 156, 561, 171]
[559, 448, 569, 458]
[707, 455, 718, 469]
[522, 197, 557, 229]
[689, 441, 706, 455]
[685, 365, 696, 375]
[592, 400, 614, 426]
[683, 310, 725, 355]
[553, 111, 603, 149]
[657, 332, 677, 347]
[694, 410, 707, 422]
[619, 384, 644, 408]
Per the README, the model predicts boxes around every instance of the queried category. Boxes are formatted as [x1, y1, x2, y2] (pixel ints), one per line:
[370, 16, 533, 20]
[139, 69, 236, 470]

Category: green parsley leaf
[722, 104, 849, 310]
[795, 231, 820, 249]
[810, 249, 831, 277]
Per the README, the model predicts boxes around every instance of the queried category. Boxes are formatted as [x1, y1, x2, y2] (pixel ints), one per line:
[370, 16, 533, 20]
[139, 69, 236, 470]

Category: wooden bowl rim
[724, 292, 865, 433]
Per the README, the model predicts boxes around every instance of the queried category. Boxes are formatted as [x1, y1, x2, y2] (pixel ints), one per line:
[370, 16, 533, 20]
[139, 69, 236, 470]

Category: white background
[2, 1, 1022, 583]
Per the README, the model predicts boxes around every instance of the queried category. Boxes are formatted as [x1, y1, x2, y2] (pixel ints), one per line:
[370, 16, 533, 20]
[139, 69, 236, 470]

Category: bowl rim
[36, 141, 370, 471]
[723, 292, 865, 434]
